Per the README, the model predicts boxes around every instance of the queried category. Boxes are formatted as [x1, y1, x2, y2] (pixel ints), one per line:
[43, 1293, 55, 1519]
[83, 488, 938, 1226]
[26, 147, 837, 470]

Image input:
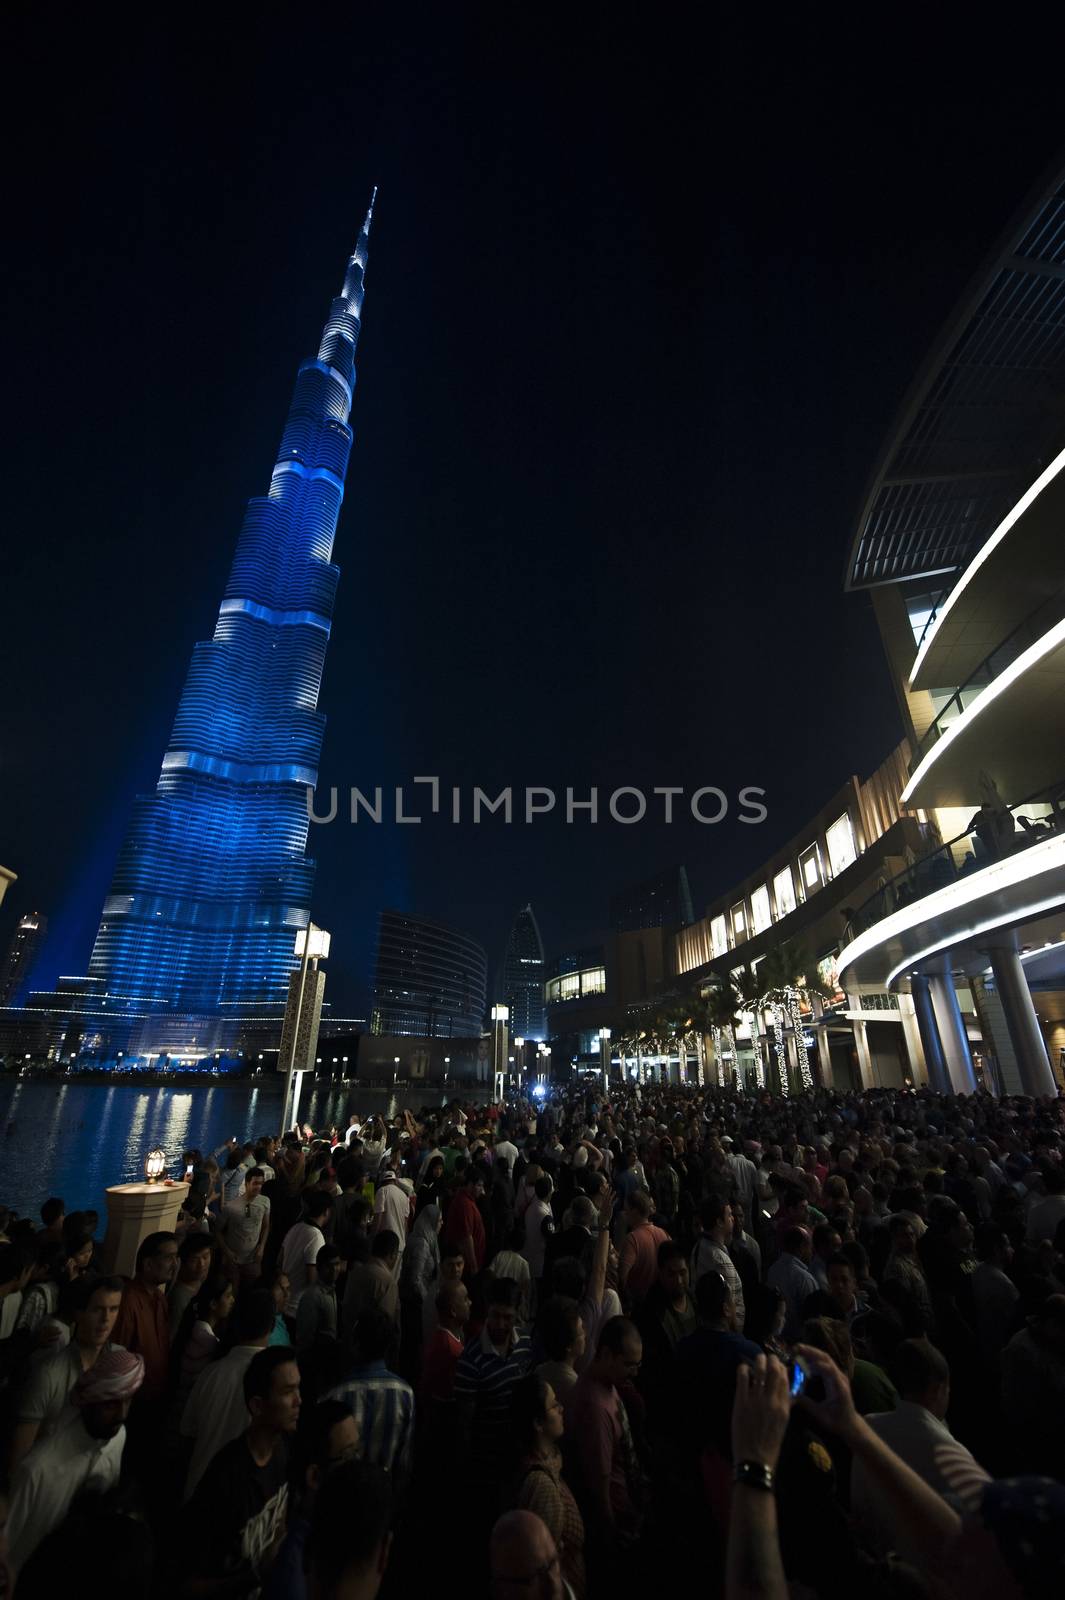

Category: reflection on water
[0, 1078, 453, 1220]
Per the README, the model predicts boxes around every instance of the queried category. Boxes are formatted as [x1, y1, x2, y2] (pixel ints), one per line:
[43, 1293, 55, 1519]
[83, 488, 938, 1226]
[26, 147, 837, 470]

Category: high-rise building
[372, 910, 487, 1039]
[25, 196, 378, 1058]
[0, 911, 47, 1005]
[500, 903, 545, 1041]
[609, 866, 694, 934]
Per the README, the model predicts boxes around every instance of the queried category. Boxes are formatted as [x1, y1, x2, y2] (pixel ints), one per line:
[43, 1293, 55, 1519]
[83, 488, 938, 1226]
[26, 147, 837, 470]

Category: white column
[928, 969, 977, 1092]
[897, 992, 928, 1087]
[852, 1019, 875, 1089]
[816, 1026, 833, 1088]
[986, 942, 1056, 1097]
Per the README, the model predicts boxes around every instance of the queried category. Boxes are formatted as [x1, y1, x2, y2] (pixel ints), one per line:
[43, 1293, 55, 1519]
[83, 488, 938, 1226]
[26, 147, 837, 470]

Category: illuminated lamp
[143, 1147, 167, 1184]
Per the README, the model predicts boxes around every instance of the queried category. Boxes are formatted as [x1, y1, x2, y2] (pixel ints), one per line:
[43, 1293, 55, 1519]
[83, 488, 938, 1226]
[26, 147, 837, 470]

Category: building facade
[22, 198, 378, 1062]
[543, 925, 684, 1079]
[673, 744, 937, 1092]
[499, 903, 546, 1041]
[371, 910, 488, 1039]
[837, 162, 1065, 1097]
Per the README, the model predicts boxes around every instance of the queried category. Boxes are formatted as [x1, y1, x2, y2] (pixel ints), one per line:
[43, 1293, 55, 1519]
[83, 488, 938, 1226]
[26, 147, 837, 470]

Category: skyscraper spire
[341, 186, 378, 305]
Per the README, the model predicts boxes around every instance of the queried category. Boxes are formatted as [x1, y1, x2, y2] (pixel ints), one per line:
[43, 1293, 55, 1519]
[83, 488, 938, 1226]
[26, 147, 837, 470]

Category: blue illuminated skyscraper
[32, 198, 377, 1054]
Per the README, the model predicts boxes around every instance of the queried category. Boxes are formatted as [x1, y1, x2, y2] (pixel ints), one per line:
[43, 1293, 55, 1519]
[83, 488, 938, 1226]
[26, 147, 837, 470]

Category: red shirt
[113, 1278, 170, 1400]
[442, 1191, 486, 1271]
[568, 1374, 632, 1522]
[618, 1223, 669, 1307]
[421, 1326, 463, 1402]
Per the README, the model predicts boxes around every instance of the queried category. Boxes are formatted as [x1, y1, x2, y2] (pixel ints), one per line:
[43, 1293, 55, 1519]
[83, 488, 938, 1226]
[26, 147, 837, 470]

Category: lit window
[800, 846, 821, 891]
[731, 903, 747, 942]
[826, 814, 857, 878]
[750, 885, 771, 935]
[773, 867, 796, 919]
[710, 914, 728, 958]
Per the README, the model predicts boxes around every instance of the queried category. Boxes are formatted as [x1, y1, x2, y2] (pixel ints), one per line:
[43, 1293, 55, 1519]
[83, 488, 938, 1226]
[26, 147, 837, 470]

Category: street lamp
[280, 922, 330, 1135]
[598, 1027, 611, 1092]
[491, 1005, 509, 1099]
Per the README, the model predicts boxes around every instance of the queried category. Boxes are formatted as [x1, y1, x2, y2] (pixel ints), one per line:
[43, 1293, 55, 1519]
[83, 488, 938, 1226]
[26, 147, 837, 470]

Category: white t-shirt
[8, 1413, 125, 1573]
[489, 1250, 532, 1321]
[577, 1287, 623, 1374]
[361, 1136, 388, 1168]
[523, 1199, 554, 1277]
[180, 1344, 262, 1499]
[222, 1194, 271, 1264]
[221, 1159, 253, 1204]
[373, 1180, 411, 1253]
[493, 1140, 518, 1174]
[279, 1221, 325, 1314]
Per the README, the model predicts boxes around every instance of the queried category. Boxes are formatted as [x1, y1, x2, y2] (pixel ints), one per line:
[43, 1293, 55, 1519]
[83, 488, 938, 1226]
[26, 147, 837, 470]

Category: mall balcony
[901, 444, 1065, 815]
[838, 785, 1065, 1097]
[840, 448, 1065, 1098]
[836, 170, 1065, 1099]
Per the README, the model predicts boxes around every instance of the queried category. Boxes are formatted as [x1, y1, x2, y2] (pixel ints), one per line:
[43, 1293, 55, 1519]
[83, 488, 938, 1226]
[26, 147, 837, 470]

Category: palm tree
[614, 1008, 654, 1084]
[654, 999, 702, 1085]
[690, 981, 741, 1088]
[749, 941, 831, 1095]
[721, 966, 769, 1091]
[635, 1007, 670, 1085]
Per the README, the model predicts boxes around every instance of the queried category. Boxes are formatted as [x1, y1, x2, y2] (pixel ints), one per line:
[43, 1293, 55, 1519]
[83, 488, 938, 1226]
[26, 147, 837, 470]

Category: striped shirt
[453, 1328, 532, 1469]
[326, 1361, 415, 1478]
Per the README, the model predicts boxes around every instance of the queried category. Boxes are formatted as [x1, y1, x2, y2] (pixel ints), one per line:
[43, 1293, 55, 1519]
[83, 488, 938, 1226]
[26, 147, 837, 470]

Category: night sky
[4, 11, 1063, 1013]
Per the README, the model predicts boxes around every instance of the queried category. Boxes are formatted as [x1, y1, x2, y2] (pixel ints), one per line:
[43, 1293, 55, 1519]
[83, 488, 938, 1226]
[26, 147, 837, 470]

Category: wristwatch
[732, 1460, 775, 1492]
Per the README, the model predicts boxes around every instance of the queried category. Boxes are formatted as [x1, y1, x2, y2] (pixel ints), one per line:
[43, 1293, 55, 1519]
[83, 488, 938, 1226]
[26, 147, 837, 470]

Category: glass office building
[500, 903, 546, 1041]
[372, 910, 488, 1039]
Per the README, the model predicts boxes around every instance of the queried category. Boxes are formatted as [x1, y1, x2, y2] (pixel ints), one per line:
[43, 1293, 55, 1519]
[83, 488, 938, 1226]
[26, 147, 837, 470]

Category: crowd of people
[1, 1077, 1064, 1598]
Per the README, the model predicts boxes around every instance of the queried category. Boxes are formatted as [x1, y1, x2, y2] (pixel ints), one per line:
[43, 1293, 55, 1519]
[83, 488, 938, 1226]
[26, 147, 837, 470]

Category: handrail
[910, 588, 1065, 771]
[842, 782, 1065, 946]
[913, 587, 949, 654]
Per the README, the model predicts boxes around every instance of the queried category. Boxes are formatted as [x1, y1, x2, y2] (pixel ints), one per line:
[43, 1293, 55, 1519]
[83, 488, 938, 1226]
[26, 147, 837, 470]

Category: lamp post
[491, 1005, 509, 1101]
[598, 1027, 611, 1093]
[280, 923, 330, 1135]
[513, 1037, 525, 1097]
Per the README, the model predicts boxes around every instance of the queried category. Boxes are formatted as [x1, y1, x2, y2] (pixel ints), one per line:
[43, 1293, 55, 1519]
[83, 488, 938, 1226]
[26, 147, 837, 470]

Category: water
[0, 1078, 455, 1220]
